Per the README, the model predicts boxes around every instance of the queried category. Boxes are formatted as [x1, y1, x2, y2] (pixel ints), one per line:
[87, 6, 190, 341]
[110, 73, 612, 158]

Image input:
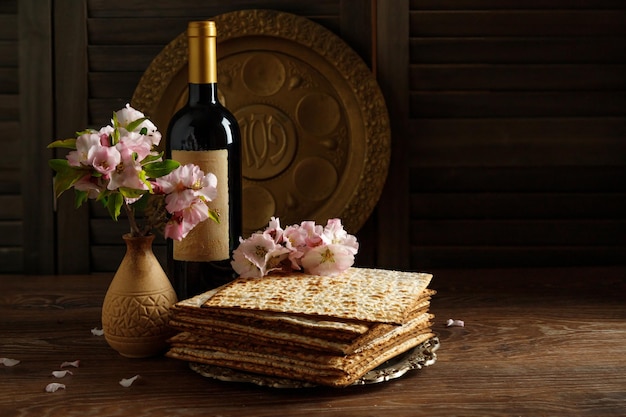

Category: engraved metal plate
[188, 337, 440, 389]
[132, 9, 391, 235]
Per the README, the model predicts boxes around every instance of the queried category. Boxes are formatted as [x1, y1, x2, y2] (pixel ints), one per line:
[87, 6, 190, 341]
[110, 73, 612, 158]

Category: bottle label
[172, 149, 230, 262]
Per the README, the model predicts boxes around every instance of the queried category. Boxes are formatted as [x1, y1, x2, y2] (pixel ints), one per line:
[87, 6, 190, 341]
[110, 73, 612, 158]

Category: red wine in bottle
[166, 21, 242, 299]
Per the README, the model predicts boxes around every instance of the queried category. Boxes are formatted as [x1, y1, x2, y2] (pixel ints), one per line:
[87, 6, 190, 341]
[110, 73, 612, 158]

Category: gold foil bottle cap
[187, 20, 217, 37]
[187, 21, 217, 84]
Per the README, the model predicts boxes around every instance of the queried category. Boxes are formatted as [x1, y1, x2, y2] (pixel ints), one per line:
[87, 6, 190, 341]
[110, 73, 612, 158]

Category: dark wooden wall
[406, 0, 626, 269]
[0, 1, 21, 272]
[1, 0, 624, 275]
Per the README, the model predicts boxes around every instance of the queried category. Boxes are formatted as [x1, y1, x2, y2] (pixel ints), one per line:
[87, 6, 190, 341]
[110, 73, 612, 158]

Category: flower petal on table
[91, 327, 104, 336]
[60, 360, 80, 368]
[45, 383, 66, 393]
[446, 318, 465, 327]
[0, 358, 20, 367]
[52, 370, 73, 378]
[119, 375, 140, 387]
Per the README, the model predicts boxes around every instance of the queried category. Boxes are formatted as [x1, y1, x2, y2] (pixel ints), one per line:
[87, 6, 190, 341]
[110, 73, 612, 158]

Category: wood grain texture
[87, 0, 340, 17]
[375, 0, 411, 269]
[409, 10, 626, 37]
[53, 0, 90, 274]
[18, 0, 55, 274]
[410, 38, 626, 64]
[0, 1, 21, 274]
[411, 0, 626, 9]
[410, 65, 626, 91]
[0, 14, 17, 40]
[410, 167, 626, 193]
[406, 2, 626, 271]
[0, 268, 624, 416]
[0, 94, 18, 120]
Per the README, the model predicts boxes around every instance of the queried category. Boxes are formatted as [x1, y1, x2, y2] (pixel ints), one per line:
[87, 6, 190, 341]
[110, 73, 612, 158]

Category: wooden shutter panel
[408, 1, 626, 268]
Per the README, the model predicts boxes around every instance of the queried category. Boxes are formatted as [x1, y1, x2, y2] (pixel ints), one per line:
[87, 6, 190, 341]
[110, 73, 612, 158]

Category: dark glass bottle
[166, 21, 242, 299]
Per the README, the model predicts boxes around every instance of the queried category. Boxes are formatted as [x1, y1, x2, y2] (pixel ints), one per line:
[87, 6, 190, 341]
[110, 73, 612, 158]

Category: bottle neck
[188, 83, 219, 105]
[187, 21, 218, 106]
[187, 21, 217, 84]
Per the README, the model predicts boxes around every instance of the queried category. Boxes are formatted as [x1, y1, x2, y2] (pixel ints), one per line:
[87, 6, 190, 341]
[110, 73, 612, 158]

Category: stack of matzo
[166, 267, 437, 387]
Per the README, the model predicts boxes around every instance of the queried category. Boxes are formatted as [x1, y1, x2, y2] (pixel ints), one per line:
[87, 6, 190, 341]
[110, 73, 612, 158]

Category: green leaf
[111, 127, 120, 145]
[74, 189, 89, 208]
[49, 158, 71, 172]
[106, 193, 124, 220]
[126, 117, 147, 132]
[96, 191, 111, 213]
[208, 208, 220, 224]
[76, 129, 95, 136]
[110, 112, 120, 145]
[49, 160, 88, 198]
[47, 138, 77, 150]
[119, 187, 146, 199]
[143, 159, 180, 179]
[137, 169, 153, 192]
[141, 152, 164, 165]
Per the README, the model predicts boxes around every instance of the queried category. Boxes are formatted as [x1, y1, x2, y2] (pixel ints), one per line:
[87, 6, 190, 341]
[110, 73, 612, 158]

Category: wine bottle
[166, 21, 242, 299]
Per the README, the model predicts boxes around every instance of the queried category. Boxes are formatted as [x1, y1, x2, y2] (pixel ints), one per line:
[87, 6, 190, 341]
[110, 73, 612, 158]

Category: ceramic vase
[102, 233, 177, 358]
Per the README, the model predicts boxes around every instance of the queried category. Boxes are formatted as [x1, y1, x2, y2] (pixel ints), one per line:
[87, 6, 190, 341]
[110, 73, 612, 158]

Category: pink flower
[91, 145, 121, 176]
[107, 158, 147, 191]
[157, 165, 219, 240]
[157, 164, 217, 213]
[98, 126, 114, 146]
[231, 218, 358, 278]
[115, 104, 158, 134]
[231, 238, 263, 278]
[116, 131, 153, 162]
[182, 199, 211, 226]
[74, 175, 104, 199]
[283, 221, 323, 249]
[231, 232, 291, 277]
[263, 216, 285, 244]
[321, 218, 359, 254]
[49, 104, 220, 241]
[299, 221, 324, 248]
[281, 226, 307, 269]
[164, 199, 210, 240]
[300, 244, 355, 276]
[66, 132, 100, 167]
[163, 212, 185, 241]
[282, 225, 305, 248]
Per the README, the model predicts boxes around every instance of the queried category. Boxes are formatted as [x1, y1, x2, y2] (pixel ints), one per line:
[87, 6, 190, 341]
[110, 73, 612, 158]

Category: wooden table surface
[1, 267, 625, 416]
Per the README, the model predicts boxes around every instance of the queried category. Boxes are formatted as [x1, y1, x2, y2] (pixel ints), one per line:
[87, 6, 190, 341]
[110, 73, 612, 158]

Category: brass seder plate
[132, 9, 391, 235]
